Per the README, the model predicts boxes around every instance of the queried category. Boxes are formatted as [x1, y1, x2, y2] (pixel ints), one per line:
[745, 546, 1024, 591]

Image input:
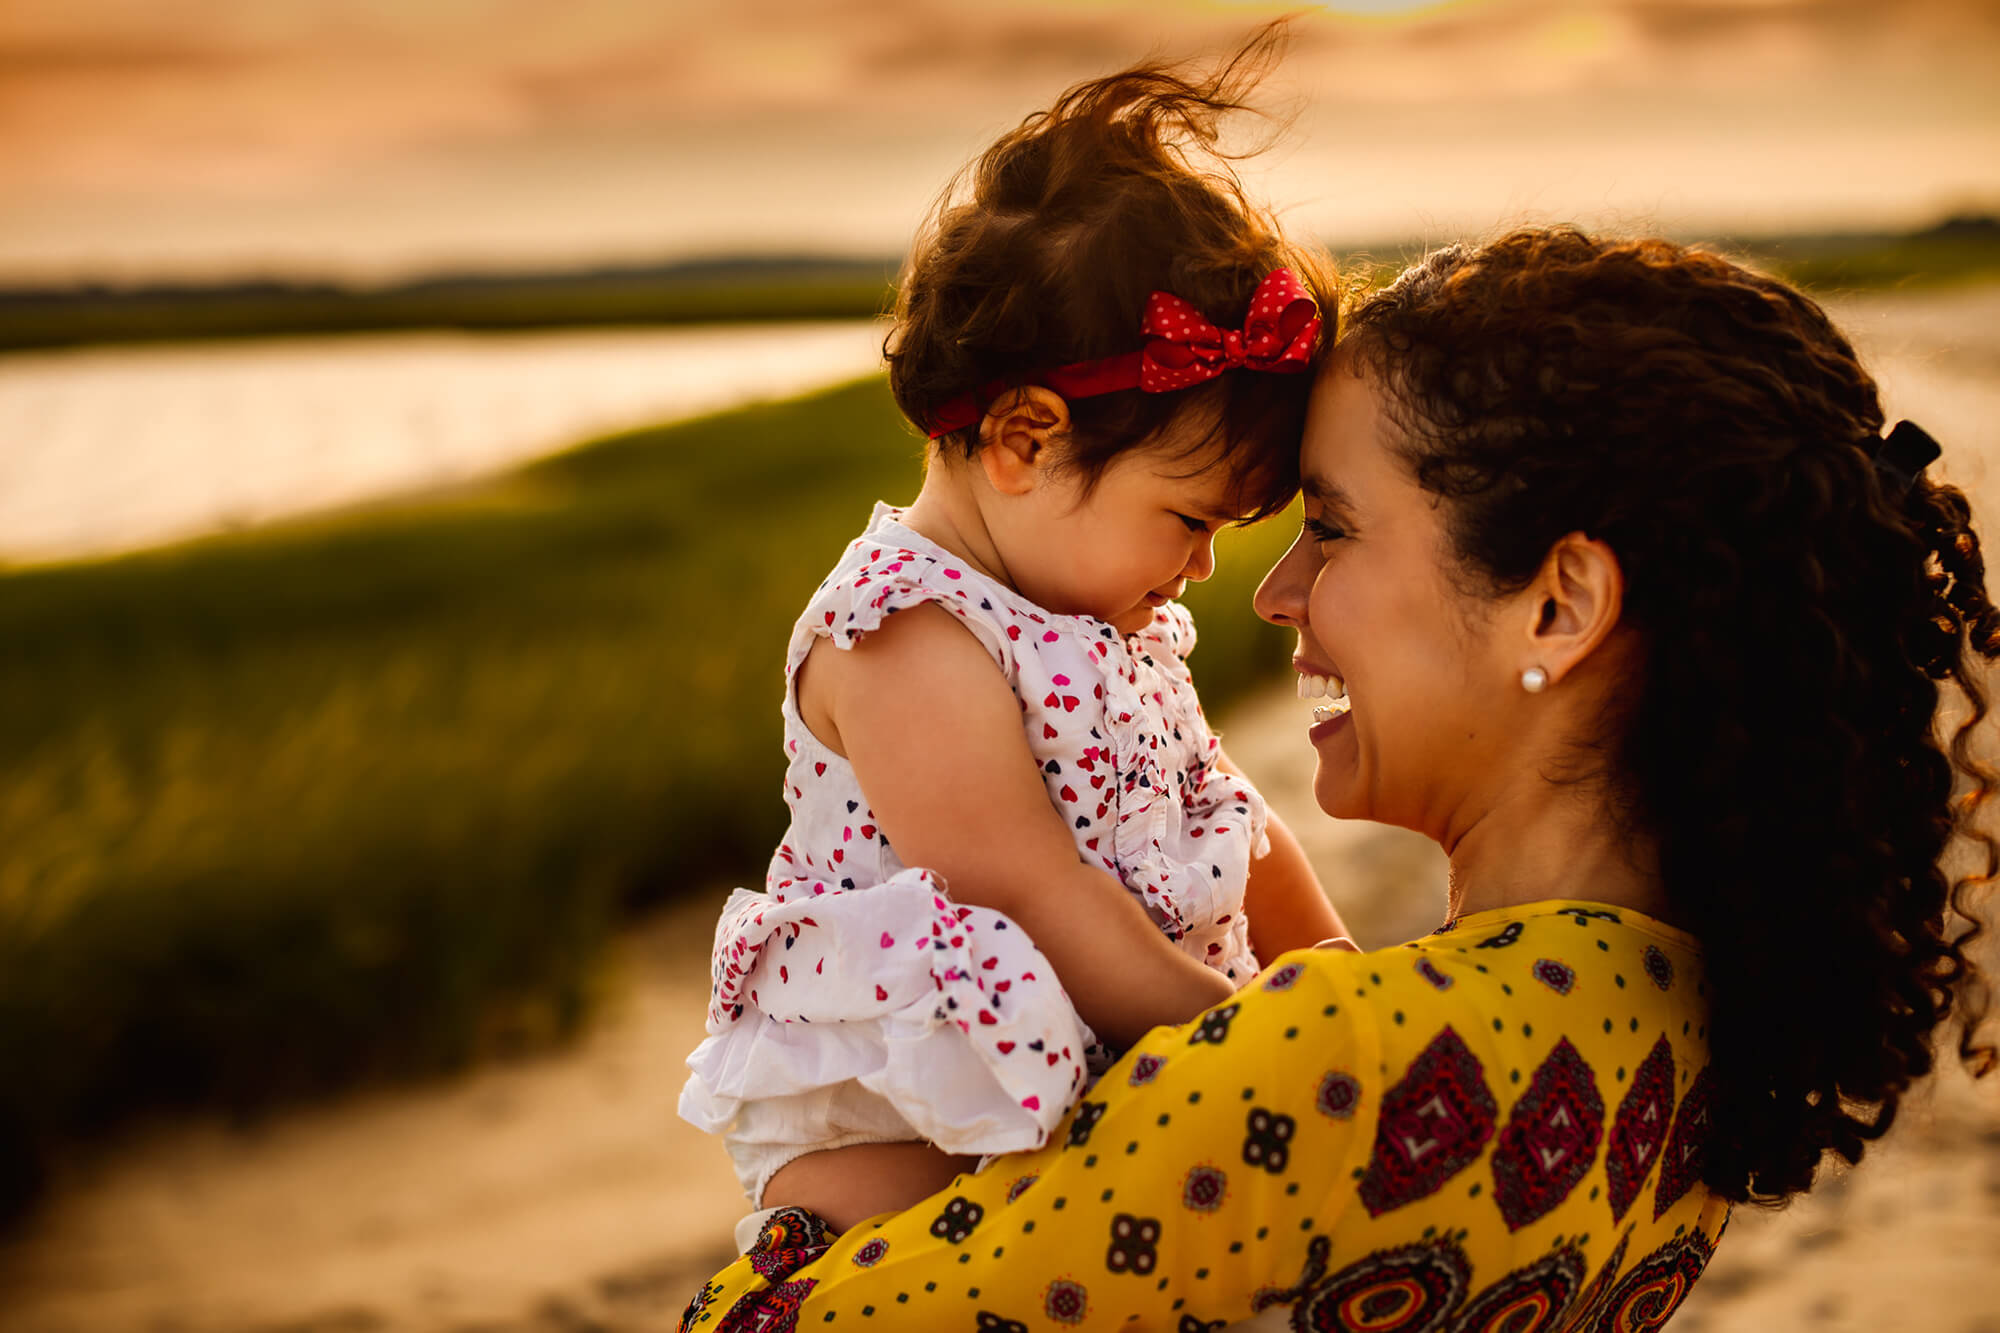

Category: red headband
[924, 267, 1323, 439]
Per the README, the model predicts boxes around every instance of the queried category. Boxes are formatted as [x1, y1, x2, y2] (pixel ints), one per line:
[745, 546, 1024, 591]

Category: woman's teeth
[1300, 672, 1351, 722]
[1296, 672, 1346, 701]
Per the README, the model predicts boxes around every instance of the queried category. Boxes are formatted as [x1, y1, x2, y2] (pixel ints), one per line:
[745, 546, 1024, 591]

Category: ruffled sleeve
[788, 513, 1018, 677]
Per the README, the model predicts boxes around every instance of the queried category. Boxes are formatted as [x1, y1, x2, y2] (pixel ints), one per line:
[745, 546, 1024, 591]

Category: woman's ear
[1521, 531, 1625, 686]
[978, 386, 1071, 497]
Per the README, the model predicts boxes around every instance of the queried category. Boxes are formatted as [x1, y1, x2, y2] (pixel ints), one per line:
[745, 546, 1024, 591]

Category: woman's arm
[683, 948, 1380, 1327]
[1215, 745, 1353, 961]
[802, 603, 1232, 1048]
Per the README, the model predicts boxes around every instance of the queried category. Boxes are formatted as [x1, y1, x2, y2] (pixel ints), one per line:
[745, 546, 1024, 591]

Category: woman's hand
[1214, 747, 1354, 962]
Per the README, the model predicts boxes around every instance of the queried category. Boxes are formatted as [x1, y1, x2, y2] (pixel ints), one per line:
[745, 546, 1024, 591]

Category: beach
[3, 283, 1997, 1330]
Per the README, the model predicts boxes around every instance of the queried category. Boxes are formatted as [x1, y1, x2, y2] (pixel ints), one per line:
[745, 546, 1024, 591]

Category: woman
[679, 229, 1997, 1331]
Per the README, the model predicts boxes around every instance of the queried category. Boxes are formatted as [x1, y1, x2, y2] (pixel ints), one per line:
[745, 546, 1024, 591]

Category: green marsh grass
[0, 374, 1298, 1218]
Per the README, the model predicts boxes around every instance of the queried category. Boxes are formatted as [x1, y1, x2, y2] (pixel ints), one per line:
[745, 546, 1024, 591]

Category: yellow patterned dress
[678, 898, 1731, 1331]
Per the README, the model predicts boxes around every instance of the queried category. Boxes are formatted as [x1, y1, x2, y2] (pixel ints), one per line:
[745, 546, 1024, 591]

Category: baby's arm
[1214, 745, 1354, 961]
[799, 603, 1233, 1047]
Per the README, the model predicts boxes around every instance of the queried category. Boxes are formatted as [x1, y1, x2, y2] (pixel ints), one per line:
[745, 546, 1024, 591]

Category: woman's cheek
[1307, 579, 1348, 646]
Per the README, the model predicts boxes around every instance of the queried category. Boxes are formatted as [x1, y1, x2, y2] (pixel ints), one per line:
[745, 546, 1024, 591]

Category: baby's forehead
[1107, 395, 1300, 520]
[1145, 449, 1266, 516]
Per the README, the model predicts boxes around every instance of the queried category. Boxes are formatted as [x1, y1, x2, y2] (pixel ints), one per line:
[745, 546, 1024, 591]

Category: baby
[681, 46, 1348, 1242]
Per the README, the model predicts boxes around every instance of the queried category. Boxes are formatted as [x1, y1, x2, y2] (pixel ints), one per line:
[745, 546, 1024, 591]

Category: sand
[5, 678, 1995, 1331]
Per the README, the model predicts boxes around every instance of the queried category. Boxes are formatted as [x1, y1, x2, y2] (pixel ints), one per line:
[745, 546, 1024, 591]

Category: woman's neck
[1442, 779, 1676, 928]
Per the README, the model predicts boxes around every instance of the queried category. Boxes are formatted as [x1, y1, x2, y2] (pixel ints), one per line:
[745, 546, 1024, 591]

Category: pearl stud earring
[1521, 666, 1549, 693]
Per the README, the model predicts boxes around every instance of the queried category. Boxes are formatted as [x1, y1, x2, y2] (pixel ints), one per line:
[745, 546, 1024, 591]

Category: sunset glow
[1, 0, 1994, 282]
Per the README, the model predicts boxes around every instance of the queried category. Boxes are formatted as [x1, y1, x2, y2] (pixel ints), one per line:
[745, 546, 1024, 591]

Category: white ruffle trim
[682, 871, 1093, 1157]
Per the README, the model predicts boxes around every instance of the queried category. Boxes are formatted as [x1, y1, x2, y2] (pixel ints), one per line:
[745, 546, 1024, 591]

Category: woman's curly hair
[1343, 227, 1998, 1206]
[885, 24, 1337, 520]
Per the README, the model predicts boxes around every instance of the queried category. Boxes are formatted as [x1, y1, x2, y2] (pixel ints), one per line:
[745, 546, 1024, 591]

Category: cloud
[0, 0, 1994, 280]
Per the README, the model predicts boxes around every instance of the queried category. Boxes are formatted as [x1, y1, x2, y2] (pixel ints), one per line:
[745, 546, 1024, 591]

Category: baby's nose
[1184, 533, 1217, 581]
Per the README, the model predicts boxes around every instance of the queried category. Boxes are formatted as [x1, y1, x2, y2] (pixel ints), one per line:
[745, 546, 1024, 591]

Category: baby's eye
[1175, 512, 1210, 533]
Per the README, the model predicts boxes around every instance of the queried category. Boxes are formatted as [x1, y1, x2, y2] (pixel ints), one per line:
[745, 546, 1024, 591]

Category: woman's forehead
[1301, 364, 1392, 490]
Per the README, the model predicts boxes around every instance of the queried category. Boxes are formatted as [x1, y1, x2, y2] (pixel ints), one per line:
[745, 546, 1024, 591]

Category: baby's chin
[1107, 604, 1158, 637]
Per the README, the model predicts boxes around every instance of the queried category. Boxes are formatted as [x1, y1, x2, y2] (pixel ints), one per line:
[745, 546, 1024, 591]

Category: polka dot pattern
[924, 268, 1321, 437]
[1136, 269, 1322, 393]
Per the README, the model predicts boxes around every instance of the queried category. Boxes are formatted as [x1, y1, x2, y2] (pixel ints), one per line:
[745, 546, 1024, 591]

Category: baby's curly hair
[886, 25, 1337, 521]
[1343, 227, 1998, 1206]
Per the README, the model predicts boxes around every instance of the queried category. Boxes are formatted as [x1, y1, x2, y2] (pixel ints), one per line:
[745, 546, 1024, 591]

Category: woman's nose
[1253, 532, 1311, 627]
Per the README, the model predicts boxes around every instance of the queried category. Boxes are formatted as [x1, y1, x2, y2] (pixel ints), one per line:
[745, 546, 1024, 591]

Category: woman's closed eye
[1303, 515, 1348, 545]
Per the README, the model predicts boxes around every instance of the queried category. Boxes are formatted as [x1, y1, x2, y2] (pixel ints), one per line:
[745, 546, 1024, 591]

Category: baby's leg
[764, 1141, 979, 1233]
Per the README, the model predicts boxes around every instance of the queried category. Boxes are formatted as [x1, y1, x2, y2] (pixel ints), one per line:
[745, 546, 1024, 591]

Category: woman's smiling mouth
[1294, 663, 1351, 725]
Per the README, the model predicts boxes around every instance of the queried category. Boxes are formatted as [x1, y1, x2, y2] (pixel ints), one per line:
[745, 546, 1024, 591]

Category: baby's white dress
[679, 504, 1270, 1205]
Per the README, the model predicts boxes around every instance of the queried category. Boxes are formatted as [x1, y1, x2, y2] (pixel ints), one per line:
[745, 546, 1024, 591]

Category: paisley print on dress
[1446, 1238, 1588, 1333]
[1563, 1229, 1630, 1332]
[712, 1277, 817, 1333]
[1490, 1038, 1605, 1232]
[1606, 1037, 1676, 1223]
[1587, 1226, 1718, 1332]
[1652, 1067, 1716, 1220]
[675, 902, 1724, 1333]
[1259, 1234, 1475, 1332]
[746, 1207, 838, 1281]
[1360, 1027, 1500, 1217]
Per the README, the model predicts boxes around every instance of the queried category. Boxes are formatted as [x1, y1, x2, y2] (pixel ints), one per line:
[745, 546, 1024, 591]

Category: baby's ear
[979, 386, 1071, 496]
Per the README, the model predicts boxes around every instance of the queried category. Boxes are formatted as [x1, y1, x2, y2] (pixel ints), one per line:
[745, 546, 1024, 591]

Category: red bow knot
[922, 267, 1321, 437]
[1137, 269, 1321, 392]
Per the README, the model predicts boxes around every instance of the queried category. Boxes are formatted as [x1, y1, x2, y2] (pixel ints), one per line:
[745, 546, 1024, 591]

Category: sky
[0, 0, 1996, 284]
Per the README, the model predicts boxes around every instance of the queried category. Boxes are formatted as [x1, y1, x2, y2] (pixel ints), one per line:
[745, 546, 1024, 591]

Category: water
[1820, 285, 1999, 521]
[0, 321, 886, 566]
[1, 288, 1994, 570]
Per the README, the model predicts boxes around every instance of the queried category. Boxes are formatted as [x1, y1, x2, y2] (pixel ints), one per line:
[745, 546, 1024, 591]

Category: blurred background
[1, 1, 1996, 1329]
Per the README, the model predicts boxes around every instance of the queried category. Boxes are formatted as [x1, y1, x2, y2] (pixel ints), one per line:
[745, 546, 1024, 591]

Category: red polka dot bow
[1136, 268, 1322, 392]
[924, 267, 1323, 438]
